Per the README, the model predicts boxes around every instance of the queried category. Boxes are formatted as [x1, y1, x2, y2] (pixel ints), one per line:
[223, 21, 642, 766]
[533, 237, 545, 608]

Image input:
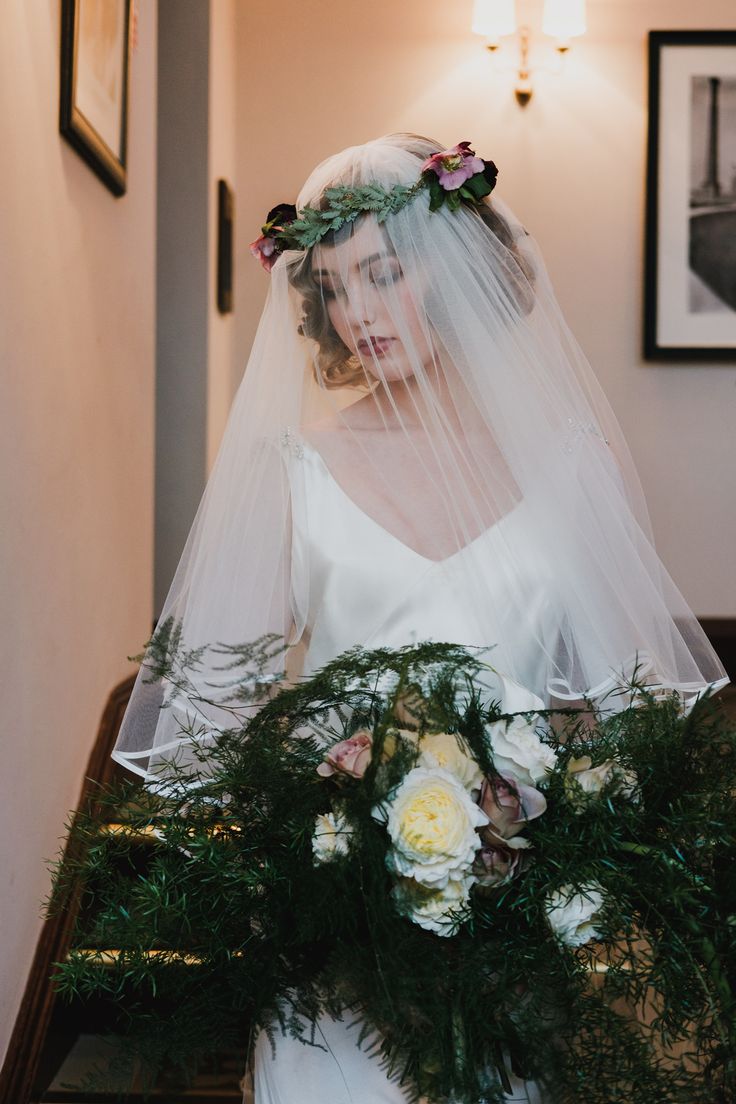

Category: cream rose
[486, 714, 557, 787]
[391, 875, 474, 937]
[373, 766, 489, 889]
[393, 683, 430, 729]
[417, 732, 484, 793]
[564, 755, 639, 812]
[544, 883, 606, 947]
[311, 810, 354, 864]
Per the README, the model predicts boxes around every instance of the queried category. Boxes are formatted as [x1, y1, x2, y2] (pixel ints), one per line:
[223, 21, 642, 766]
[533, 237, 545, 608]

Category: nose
[342, 278, 378, 327]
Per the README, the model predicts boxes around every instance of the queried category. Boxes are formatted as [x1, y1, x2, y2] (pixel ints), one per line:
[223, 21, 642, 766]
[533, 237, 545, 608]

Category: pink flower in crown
[250, 203, 297, 273]
[478, 774, 547, 848]
[421, 141, 486, 191]
[317, 730, 373, 779]
[249, 234, 279, 272]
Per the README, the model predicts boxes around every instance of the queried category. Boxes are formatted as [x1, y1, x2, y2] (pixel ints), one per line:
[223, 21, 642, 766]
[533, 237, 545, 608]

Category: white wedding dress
[250, 439, 551, 1104]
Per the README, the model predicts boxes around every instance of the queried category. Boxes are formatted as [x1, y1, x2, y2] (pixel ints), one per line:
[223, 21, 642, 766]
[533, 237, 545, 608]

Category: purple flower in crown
[422, 141, 485, 190]
[250, 202, 297, 272]
[420, 140, 499, 213]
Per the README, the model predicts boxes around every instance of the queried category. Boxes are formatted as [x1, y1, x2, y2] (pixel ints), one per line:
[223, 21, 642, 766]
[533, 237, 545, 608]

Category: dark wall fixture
[217, 178, 235, 314]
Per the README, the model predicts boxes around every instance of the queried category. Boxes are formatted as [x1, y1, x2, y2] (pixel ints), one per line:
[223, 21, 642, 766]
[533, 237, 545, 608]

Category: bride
[112, 133, 728, 1102]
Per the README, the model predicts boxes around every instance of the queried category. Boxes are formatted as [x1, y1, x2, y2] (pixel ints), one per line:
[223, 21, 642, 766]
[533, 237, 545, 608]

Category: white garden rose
[373, 766, 489, 889]
[417, 732, 484, 793]
[311, 810, 354, 864]
[544, 883, 606, 947]
[391, 875, 474, 937]
[487, 714, 557, 787]
[564, 755, 639, 812]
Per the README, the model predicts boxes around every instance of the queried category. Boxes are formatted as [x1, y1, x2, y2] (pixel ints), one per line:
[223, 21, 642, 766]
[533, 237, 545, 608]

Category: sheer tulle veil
[112, 132, 728, 782]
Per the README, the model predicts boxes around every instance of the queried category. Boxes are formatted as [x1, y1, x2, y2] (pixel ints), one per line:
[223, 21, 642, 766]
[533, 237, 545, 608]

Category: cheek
[326, 299, 350, 344]
[397, 286, 431, 351]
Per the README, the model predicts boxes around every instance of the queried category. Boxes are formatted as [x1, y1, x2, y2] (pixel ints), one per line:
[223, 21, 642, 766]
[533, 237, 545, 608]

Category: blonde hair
[290, 251, 369, 390]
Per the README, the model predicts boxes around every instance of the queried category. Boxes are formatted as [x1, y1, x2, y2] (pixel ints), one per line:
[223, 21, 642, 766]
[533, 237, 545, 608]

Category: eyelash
[319, 272, 399, 300]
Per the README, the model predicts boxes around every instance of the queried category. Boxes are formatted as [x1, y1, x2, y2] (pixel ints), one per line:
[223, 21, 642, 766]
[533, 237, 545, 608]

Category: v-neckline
[303, 441, 523, 566]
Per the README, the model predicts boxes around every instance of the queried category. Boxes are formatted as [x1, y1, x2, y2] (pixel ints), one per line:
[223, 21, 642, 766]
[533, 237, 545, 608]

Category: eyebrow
[313, 251, 396, 279]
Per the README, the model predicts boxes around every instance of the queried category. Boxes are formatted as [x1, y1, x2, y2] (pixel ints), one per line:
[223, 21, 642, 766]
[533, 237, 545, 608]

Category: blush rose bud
[317, 730, 373, 779]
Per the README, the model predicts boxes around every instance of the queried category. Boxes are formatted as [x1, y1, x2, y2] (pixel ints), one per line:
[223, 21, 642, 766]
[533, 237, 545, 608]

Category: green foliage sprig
[282, 181, 427, 249]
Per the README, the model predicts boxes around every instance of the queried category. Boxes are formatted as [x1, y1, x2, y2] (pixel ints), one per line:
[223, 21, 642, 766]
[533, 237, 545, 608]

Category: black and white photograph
[689, 74, 736, 312]
[645, 30, 736, 359]
[59, 0, 131, 196]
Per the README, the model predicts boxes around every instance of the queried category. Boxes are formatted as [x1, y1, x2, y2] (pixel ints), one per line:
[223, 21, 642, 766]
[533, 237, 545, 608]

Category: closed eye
[315, 268, 401, 299]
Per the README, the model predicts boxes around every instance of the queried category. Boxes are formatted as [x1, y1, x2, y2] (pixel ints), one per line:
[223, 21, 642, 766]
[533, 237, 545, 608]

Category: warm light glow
[542, 0, 586, 39]
[472, 0, 517, 39]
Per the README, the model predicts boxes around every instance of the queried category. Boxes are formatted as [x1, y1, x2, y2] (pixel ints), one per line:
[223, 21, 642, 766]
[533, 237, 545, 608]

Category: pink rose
[478, 774, 546, 847]
[249, 234, 278, 272]
[421, 141, 485, 191]
[317, 730, 373, 779]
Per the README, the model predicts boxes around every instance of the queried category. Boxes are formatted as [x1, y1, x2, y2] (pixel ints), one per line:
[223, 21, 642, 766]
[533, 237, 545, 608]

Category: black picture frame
[645, 30, 736, 361]
[59, 0, 132, 197]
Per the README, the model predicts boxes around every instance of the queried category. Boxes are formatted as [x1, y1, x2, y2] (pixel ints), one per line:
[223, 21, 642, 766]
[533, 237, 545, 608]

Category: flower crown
[250, 141, 498, 272]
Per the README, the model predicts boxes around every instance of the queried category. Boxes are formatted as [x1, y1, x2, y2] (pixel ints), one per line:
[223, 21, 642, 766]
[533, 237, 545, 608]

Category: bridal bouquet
[49, 630, 736, 1103]
[312, 697, 619, 944]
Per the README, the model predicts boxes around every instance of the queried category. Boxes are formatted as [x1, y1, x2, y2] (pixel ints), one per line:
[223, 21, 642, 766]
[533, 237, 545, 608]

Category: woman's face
[311, 217, 435, 383]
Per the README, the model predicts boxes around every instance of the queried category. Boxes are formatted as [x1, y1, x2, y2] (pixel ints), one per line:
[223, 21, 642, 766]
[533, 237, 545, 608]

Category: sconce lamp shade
[472, 0, 517, 39]
[542, 0, 586, 39]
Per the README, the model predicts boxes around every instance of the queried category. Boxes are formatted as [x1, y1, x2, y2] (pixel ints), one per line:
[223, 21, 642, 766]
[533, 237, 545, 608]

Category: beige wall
[0, 0, 157, 1065]
[234, 0, 736, 617]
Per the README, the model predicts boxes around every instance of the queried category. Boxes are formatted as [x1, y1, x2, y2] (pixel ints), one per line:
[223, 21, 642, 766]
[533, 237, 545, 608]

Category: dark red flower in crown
[249, 202, 297, 272]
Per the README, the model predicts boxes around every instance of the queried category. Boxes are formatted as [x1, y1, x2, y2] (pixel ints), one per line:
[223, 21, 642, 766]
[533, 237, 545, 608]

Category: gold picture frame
[59, 0, 132, 197]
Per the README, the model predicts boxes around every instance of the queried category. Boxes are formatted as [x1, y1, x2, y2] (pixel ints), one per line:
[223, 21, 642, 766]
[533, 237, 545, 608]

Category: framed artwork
[59, 0, 132, 197]
[645, 31, 736, 360]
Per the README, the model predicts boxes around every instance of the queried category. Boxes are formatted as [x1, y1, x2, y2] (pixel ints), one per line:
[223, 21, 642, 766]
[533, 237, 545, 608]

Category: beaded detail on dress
[280, 426, 305, 459]
[562, 416, 610, 454]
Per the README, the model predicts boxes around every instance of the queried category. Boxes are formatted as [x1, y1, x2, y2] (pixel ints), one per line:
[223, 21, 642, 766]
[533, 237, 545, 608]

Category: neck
[374, 356, 471, 435]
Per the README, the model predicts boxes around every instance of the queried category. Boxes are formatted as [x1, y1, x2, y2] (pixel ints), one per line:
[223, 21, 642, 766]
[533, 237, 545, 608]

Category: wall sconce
[472, 0, 586, 107]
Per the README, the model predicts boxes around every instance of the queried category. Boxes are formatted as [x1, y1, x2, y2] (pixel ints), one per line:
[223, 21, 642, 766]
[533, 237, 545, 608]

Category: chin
[359, 356, 416, 384]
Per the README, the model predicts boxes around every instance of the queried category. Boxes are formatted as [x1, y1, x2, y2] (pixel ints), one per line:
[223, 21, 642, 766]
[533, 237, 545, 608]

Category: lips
[357, 336, 394, 357]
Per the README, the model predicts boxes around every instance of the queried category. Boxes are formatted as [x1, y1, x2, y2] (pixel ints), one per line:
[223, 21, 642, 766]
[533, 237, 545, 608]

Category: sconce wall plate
[472, 0, 587, 106]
